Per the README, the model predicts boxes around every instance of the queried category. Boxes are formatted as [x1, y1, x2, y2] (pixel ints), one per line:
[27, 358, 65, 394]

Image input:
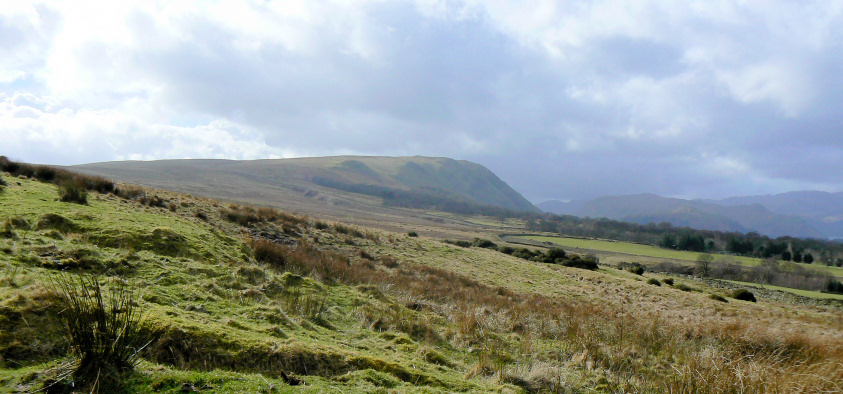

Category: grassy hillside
[72, 156, 538, 213]
[1, 171, 842, 392]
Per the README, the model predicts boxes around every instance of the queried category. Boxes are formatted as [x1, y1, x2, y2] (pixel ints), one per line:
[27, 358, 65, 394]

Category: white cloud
[1, 0, 842, 200]
[0, 93, 286, 164]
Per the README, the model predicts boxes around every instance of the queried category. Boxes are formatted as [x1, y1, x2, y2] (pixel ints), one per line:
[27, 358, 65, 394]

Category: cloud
[1, 0, 842, 201]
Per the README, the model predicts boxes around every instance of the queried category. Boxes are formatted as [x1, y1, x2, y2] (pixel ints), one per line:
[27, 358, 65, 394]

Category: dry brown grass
[246, 233, 842, 392]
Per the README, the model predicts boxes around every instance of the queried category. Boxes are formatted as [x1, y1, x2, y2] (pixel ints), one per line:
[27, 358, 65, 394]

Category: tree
[696, 253, 714, 278]
[803, 253, 814, 264]
[781, 251, 792, 261]
[792, 251, 803, 263]
[660, 233, 676, 249]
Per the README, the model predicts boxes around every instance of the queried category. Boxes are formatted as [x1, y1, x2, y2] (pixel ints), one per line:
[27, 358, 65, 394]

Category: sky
[2, 0, 843, 202]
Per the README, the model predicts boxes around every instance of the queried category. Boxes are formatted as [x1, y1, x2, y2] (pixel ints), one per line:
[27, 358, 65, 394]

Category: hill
[71, 156, 538, 215]
[714, 191, 843, 239]
[1, 162, 842, 392]
[538, 193, 824, 238]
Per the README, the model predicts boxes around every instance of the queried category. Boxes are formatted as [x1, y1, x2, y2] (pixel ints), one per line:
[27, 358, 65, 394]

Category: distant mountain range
[72, 156, 538, 213]
[538, 192, 843, 239]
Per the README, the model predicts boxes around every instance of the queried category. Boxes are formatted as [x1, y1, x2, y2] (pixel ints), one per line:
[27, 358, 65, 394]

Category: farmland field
[724, 280, 843, 300]
[518, 234, 843, 278]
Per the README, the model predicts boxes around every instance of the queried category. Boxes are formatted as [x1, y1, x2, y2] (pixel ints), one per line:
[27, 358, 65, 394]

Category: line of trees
[526, 216, 842, 266]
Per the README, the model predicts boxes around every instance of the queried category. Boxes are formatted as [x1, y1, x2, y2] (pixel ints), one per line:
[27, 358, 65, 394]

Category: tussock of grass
[51, 274, 148, 392]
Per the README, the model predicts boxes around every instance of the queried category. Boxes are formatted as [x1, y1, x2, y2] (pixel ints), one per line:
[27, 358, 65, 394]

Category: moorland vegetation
[0, 159, 841, 392]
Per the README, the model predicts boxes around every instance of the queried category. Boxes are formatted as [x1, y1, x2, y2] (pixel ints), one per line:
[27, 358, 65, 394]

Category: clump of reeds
[51, 274, 148, 392]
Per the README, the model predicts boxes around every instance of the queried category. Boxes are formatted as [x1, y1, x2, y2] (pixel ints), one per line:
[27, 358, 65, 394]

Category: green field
[519, 235, 843, 277]
[724, 280, 843, 300]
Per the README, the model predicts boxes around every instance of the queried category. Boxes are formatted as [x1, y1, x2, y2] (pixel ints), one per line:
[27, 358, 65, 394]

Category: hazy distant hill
[538, 193, 824, 238]
[72, 156, 538, 213]
[712, 191, 843, 239]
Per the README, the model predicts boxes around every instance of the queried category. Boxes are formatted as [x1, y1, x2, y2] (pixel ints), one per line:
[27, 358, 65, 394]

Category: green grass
[0, 176, 513, 392]
[3, 173, 842, 393]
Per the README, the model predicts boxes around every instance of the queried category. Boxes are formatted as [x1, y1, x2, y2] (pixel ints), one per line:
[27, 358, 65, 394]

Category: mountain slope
[714, 191, 843, 238]
[539, 193, 822, 238]
[72, 156, 538, 214]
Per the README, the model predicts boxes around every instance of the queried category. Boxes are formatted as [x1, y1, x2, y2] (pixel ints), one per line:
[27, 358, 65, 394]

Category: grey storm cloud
[1, 0, 842, 202]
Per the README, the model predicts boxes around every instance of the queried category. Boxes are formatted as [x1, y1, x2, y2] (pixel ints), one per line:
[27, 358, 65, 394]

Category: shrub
[662, 278, 674, 286]
[497, 246, 514, 255]
[512, 248, 539, 260]
[823, 279, 843, 294]
[675, 284, 695, 292]
[250, 239, 287, 268]
[381, 255, 399, 268]
[34, 165, 59, 182]
[472, 238, 497, 249]
[0, 175, 7, 187]
[646, 278, 661, 286]
[709, 294, 728, 302]
[561, 255, 599, 270]
[628, 266, 644, 275]
[52, 274, 147, 392]
[445, 239, 472, 248]
[194, 210, 208, 221]
[80, 175, 115, 194]
[314, 221, 329, 230]
[57, 179, 88, 204]
[731, 289, 757, 302]
[114, 186, 146, 200]
[544, 248, 567, 261]
[407, 231, 418, 237]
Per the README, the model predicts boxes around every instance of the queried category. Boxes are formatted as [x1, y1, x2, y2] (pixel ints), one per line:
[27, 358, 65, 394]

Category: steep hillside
[3, 166, 842, 392]
[72, 156, 538, 214]
[539, 194, 823, 238]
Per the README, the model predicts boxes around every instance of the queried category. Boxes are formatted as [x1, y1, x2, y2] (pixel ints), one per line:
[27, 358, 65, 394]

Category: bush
[824, 279, 843, 294]
[114, 186, 146, 200]
[52, 274, 147, 392]
[662, 278, 674, 286]
[646, 278, 661, 286]
[194, 210, 208, 221]
[0, 175, 7, 187]
[544, 248, 567, 261]
[58, 179, 88, 204]
[709, 294, 728, 303]
[497, 246, 514, 255]
[34, 165, 59, 182]
[407, 231, 418, 237]
[512, 248, 539, 260]
[675, 284, 695, 292]
[561, 255, 599, 270]
[731, 289, 757, 302]
[472, 238, 497, 249]
[445, 239, 472, 248]
[629, 266, 644, 275]
[250, 239, 287, 268]
[314, 221, 329, 230]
